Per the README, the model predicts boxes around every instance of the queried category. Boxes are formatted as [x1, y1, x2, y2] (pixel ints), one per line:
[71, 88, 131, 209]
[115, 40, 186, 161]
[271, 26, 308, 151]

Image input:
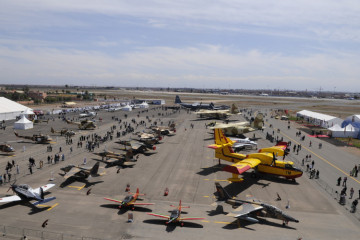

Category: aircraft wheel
[180, 222, 184, 227]
[251, 172, 256, 178]
[165, 222, 168, 225]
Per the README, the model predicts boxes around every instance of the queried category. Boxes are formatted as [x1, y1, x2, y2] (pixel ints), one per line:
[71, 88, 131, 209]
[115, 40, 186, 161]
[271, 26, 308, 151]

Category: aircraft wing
[133, 203, 155, 206]
[179, 217, 205, 221]
[63, 167, 82, 179]
[130, 141, 142, 150]
[227, 203, 263, 218]
[147, 213, 170, 219]
[222, 158, 261, 175]
[104, 197, 123, 204]
[33, 183, 55, 194]
[0, 195, 21, 203]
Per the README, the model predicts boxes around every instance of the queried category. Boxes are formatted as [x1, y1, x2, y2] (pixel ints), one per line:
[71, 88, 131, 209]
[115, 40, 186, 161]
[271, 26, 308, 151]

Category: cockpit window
[285, 164, 293, 169]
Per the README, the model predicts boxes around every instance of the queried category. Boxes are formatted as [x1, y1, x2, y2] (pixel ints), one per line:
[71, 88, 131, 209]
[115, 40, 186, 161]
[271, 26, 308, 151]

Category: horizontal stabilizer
[33, 197, 56, 206]
[236, 215, 259, 223]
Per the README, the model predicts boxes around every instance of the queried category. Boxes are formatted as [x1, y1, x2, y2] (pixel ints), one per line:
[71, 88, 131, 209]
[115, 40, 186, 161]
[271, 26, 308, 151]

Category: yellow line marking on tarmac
[214, 221, 232, 224]
[203, 179, 228, 182]
[201, 220, 210, 223]
[279, 129, 360, 185]
[49, 141, 56, 144]
[47, 203, 58, 211]
[68, 184, 86, 190]
[99, 172, 106, 176]
[203, 196, 210, 198]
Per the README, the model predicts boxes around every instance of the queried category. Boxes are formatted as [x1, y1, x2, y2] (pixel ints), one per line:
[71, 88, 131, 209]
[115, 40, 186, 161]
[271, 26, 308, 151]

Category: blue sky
[1, 0, 360, 91]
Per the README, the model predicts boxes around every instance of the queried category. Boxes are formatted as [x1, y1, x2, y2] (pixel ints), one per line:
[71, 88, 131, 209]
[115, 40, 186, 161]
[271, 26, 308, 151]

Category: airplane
[104, 188, 154, 210]
[116, 140, 156, 154]
[51, 127, 75, 137]
[65, 119, 96, 130]
[79, 111, 96, 118]
[0, 182, 56, 207]
[194, 103, 240, 119]
[14, 131, 53, 144]
[149, 123, 176, 136]
[0, 144, 15, 155]
[93, 150, 136, 168]
[214, 182, 299, 225]
[133, 131, 162, 142]
[208, 129, 302, 182]
[209, 113, 264, 136]
[33, 119, 49, 124]
[147, 200, 205, 226]
[61, 162, 100, 180]
[175, 95, 214, 110]
[228, 137, 258, 152]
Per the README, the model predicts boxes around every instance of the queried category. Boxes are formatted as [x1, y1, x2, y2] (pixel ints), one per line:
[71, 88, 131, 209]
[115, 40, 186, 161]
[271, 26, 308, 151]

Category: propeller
[7, 180, 17, 193]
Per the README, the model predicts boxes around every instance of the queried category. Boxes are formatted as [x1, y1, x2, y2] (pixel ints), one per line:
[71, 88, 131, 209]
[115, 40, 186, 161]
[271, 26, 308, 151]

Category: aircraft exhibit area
[0, 92, 359, 240]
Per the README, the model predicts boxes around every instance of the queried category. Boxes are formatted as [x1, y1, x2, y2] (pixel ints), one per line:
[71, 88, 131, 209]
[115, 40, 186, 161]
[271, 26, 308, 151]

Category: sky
[0, 1, 360, 92]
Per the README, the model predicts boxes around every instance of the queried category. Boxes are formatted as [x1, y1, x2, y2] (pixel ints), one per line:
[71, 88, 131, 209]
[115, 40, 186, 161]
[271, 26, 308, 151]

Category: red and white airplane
[104, 188, 154, 210]
[147, 200, 205, 226]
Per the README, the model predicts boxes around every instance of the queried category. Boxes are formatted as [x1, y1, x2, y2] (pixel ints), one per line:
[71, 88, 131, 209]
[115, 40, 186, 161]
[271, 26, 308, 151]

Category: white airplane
[0, 183, 56, 206]
[79, 112, 96, 118]
[229, 137, 257, 151]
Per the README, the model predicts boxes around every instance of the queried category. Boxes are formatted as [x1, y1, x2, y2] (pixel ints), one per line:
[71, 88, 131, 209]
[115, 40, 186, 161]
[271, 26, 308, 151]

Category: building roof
[0, 97, 32, 114]
[297, 110, 339, 122]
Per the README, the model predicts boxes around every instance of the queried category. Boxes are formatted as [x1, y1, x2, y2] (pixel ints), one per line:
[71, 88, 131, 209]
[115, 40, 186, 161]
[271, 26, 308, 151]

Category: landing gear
[180, 222, 184, 227]
[251, 172, 257, 178]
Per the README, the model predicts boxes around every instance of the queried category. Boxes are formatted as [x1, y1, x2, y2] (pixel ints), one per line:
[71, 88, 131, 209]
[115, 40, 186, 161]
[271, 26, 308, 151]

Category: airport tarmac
[0, 100, 359, 240]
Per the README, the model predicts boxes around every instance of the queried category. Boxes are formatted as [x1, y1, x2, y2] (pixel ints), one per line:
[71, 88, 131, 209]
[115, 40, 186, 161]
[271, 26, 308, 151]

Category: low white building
[296, 110, 343, 128]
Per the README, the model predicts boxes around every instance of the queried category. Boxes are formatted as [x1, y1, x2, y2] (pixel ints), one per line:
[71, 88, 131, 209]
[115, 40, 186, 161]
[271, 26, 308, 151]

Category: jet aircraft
[14, 131, 53, 144]
[65, 119, 96, 130]
[208, 129, 302, 182]
[214, 182, 299, 226]
[116, 140, 156, 154]
[147, 200, 205, 226]
[51, 127, 75, 137]
[104, 188, 154, 210]
[0, 183, 56, 207]
[93, 150, 136, 168]
[61, 162, 100, 180]
[0, 144, 15, 155]
[194, 104, 240, 119]
[150, 123, 176, 136]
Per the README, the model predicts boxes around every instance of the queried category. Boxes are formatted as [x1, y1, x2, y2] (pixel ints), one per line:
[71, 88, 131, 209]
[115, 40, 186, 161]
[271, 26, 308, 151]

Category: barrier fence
[0, 225, 108, 240]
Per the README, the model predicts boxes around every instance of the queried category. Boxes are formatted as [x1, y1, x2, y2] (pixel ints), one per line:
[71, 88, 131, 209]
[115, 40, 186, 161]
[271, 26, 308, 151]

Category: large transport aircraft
[175, 95, 215, 110]
[214, 182, 299, 226]
[147, 200, 205, 226]
[208, 129, 303, 182]
[194, 104, 240, 119]
[104, 188, 154, 210]
[0, 183, 56, 207]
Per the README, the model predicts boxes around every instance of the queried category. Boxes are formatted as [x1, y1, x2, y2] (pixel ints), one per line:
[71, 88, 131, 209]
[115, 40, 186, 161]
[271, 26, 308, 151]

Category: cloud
[0, 44, 359, 91]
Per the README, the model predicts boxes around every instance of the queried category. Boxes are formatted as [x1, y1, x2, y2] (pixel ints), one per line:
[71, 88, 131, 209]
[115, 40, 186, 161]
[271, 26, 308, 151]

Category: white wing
[33, 183, 55, 194]
[0, 195, 21, 203]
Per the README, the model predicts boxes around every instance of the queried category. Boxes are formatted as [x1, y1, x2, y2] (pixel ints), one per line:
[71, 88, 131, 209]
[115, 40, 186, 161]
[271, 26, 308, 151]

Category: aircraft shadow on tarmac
[0, 199, 52, 215]
[91, 158, 135, 169]
[222, 218, 297, 230]
[143, 219, 204, 232]
[59, 177, 104, 188]
[207, 205, 224, 216]
[196, 164, 226, 176]
[117, 206, 153, 215]
[113, 148, 157, 156]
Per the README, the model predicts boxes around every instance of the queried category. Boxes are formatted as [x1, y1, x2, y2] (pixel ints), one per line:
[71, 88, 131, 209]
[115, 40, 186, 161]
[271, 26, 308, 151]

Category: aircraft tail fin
[215, 182, 231, 201]
[14, 131, 19, 137]
[40, 187, 45, 200]
[175, 95, 182, 104]
[90, 162, 100, 176]
[251, 113, 264, 129]
[214, 129, 232, 145]
[230, 104, 239, 114]
[210, 102, 215, 109]
[33, 197, 56, 206]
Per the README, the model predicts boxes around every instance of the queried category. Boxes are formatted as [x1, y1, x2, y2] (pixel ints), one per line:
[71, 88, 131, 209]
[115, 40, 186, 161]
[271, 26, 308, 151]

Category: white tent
[328, 124, 358, 138]
[13, 115, 33, 130]
[139, 102, 149, 109]
[297, 110, 343, 128]
[0, 97, 33, 121]
[122, 105, 132, 111]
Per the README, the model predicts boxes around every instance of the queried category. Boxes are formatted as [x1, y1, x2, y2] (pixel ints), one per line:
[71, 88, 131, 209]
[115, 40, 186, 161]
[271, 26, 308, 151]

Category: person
[316, 170, 319, 179]
[3, 173, 6, 183]
[337, 177, 342, 186]
[343, 176, 347, 187]
[0, 175, 2, 184]
[350, 188, 354, 199]
[16, 165, 20, 174]
[309, 141, 312, 147]
[351, 199, 358, 213]
[29, 165, 32, 174]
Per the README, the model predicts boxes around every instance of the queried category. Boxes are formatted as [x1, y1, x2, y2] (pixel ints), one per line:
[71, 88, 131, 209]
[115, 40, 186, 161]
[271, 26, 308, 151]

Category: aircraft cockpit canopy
[18, 184, 30, 190]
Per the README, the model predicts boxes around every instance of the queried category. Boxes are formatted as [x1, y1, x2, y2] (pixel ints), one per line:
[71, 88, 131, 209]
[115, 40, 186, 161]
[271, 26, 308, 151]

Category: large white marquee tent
[328, 124, 359, 138]
[0, 97, 33, 121]
[296, 110, 343, 128]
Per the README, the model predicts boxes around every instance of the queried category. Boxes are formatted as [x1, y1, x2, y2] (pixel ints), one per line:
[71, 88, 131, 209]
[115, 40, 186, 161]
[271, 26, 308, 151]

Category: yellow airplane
[209, 113, 264, 136]
[208, 129, 303, 182]
[194, 104, 240, 119]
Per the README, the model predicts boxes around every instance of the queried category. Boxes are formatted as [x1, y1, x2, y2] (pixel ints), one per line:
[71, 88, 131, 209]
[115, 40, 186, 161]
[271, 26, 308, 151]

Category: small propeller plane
[0, 182, 56, 207]
[229, 137, 258, 152]
[104, 188, 154, 210]
[208, 129, 302, 182]
[14, 131, 53, 144]
[51, 127, 75, 137]
[214, 182, 299, 226]
[134, 131, 162, 142]
[0, 144, 15, 155]
[147, 200, 205, 226]
[65, 119, 96, 130]
[195, 103, 240, 119]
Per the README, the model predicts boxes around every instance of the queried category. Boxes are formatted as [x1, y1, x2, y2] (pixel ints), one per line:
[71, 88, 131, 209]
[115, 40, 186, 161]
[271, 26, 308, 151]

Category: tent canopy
[297, 110, 343, 128]
[0, 97, 33, 121]
[13, 115, 33, 130]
